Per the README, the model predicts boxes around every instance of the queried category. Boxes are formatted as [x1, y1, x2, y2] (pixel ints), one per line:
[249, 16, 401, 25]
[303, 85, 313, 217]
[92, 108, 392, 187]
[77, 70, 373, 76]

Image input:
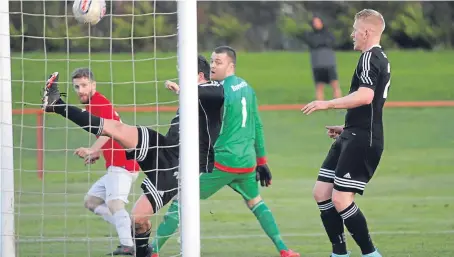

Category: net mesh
[9, 1, 181, 256]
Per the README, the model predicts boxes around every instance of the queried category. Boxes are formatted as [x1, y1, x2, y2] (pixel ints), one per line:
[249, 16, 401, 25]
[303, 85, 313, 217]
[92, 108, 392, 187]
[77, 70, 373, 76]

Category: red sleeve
[89, 94, 119, 121]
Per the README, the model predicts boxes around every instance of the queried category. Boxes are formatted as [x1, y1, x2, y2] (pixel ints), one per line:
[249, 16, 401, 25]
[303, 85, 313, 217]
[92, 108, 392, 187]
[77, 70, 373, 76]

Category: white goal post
[0, 0, 200, 256]
[0, 0, 16, 257]
[177, 1, 201, 257]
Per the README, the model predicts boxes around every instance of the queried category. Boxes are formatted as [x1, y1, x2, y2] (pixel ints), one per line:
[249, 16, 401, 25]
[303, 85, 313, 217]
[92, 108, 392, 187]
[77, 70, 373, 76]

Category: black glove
[256, 164, 272, 187]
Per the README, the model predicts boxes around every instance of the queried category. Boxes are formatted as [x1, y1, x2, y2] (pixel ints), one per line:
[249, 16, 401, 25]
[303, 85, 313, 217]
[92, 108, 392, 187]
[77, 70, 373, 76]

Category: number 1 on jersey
[241, 97, 247, 127]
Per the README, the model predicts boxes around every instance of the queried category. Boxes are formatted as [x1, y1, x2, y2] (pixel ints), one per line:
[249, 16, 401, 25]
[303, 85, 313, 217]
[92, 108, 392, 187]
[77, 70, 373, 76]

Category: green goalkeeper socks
[150, 200, 180, 253]
[251, 200, 288, 252]
[151, 199, 288, 253]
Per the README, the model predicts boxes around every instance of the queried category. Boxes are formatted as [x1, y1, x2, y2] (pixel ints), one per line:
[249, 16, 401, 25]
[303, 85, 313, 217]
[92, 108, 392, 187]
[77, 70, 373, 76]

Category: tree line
[8, 1, 454, 52]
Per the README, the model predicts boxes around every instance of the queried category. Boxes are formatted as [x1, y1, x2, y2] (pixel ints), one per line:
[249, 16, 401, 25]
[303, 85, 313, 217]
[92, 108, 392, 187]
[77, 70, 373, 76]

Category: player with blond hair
[302, 9, 390, 257]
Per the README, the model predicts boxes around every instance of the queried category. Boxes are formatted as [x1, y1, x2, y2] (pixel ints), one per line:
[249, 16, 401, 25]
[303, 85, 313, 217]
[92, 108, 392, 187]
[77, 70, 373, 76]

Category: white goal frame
[0, 0, 200, 256]
[0, 0, 16, 256]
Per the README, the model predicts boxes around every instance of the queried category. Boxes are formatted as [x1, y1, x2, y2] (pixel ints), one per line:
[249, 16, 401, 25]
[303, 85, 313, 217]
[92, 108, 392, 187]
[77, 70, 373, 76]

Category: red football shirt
[85, 92, 140, 173]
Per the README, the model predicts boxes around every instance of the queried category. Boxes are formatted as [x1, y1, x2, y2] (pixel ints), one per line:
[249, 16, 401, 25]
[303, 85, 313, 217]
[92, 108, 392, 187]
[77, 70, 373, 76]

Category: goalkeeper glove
[256, 164, 272, 187]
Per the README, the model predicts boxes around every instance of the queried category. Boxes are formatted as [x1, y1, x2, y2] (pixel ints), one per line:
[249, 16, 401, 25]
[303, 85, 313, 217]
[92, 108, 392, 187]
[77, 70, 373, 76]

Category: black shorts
[317, 130, 383, 195]
[312, 67, 338, 84]
[126, 126, 179, 213]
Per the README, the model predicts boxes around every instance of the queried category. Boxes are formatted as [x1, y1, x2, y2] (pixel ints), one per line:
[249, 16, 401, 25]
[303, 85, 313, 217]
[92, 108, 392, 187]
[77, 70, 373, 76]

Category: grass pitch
[9, 50, 454, 256]
[10, 50, 454, 108]
[13, 108, 454, 257]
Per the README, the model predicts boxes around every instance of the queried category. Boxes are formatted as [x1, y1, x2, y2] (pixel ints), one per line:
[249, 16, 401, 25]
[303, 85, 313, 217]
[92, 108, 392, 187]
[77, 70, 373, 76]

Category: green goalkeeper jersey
[213, 75, 267, 173]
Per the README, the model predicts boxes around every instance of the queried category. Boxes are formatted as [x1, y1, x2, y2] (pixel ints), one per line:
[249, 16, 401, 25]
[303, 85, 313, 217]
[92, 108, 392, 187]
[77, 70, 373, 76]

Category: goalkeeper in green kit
[150, 47, 300, 257]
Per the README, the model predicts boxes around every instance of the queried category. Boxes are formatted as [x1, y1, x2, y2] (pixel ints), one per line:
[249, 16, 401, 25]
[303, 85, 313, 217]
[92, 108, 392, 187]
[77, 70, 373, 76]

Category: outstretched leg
[229, 171, 300, 257]
[41, 71, 138, 150]
[247, 196, 293, 256]
[42, 72, 138, 149]
[53, 100, 138, 150]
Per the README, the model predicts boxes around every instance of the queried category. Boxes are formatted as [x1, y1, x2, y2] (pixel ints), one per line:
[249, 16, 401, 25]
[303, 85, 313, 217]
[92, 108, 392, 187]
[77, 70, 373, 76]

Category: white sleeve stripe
[95, 118, 104, 137]
[137, 126, 149, 162]
[366, 52, 372, 84]
[199, 81, 220, 87]
[360, 52, 368, 84]
[360, 52, 373, 85]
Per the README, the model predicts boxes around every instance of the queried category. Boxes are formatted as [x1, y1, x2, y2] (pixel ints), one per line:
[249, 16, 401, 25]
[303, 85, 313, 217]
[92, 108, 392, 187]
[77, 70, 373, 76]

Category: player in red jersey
[70, 68, 140, 256]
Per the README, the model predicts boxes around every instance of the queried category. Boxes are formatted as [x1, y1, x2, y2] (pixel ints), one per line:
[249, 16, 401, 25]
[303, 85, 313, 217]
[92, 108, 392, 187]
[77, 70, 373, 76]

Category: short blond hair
[355, 9, 385, 33]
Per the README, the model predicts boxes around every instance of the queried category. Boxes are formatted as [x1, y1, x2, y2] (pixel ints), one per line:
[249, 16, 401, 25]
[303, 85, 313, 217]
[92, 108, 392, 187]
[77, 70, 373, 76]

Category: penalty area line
[16, 230, 454, 243]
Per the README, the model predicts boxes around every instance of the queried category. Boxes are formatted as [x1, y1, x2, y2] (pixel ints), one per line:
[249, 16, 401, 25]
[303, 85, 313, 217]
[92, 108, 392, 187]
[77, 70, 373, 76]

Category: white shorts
[86, 166, 139, 203]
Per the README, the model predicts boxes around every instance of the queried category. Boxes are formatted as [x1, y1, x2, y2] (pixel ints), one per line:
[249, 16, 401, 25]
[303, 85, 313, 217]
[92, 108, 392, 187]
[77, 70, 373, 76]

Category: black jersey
[344, 46, 391, 145]
[165, 81, 224, 172]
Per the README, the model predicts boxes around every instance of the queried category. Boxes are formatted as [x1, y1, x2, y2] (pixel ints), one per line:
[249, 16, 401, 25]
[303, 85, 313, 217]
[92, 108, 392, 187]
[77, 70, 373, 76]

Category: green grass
[10, 50, 454, 108]
[13, 108, 454, 257]
[9, 50, 454, 256]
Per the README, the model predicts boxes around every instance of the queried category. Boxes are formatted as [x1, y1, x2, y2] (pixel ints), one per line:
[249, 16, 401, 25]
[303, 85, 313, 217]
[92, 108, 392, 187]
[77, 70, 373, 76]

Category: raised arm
[165, 80, 224, 109]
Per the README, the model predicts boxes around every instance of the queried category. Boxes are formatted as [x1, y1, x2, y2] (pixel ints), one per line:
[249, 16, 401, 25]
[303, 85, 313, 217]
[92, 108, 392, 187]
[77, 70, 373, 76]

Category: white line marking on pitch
[14, 195, 454, 208]
[15, 230, 454, 243]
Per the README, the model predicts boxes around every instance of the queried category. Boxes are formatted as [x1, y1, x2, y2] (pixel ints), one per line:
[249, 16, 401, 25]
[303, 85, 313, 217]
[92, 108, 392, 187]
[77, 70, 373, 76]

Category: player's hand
[165, 80, 180, 94]
[84, 152, 101, 165]
[74, 147, 100, 165]
[256, 164, 272, 187]
[84, 155, 100, 165]
[325, 125, 344, 139]
[301, 100, 331, 115]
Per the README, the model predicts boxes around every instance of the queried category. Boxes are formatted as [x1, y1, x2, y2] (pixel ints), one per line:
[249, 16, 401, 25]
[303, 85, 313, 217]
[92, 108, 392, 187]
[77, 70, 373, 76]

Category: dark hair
[71, 67, 95, 81]
[198, 55, 210, 80]
[213, 45, 236, 65]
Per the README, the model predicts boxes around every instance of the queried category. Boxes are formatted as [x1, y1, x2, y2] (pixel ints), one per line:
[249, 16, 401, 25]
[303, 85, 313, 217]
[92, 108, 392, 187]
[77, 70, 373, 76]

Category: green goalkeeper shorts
[199, 168, 259, 200]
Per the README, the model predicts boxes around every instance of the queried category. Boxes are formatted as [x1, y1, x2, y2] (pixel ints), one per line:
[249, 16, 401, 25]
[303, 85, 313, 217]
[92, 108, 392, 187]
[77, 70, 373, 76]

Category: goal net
[1, 1, 199, 256]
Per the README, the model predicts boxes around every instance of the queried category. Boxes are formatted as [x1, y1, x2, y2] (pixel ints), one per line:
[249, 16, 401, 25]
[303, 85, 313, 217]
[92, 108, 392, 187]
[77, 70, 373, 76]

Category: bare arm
[302, 87, 374, 115]
[90, 136, 110, 152]
[327, 87, 374, 109]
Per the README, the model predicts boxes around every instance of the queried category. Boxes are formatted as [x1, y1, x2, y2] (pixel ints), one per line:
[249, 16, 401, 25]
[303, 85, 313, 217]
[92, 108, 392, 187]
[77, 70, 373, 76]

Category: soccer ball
[72, 0, 106, 25]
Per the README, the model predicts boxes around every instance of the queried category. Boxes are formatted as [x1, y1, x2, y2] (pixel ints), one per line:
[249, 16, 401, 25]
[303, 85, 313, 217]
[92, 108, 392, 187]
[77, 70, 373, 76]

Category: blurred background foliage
[9, 1, 454, 52]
